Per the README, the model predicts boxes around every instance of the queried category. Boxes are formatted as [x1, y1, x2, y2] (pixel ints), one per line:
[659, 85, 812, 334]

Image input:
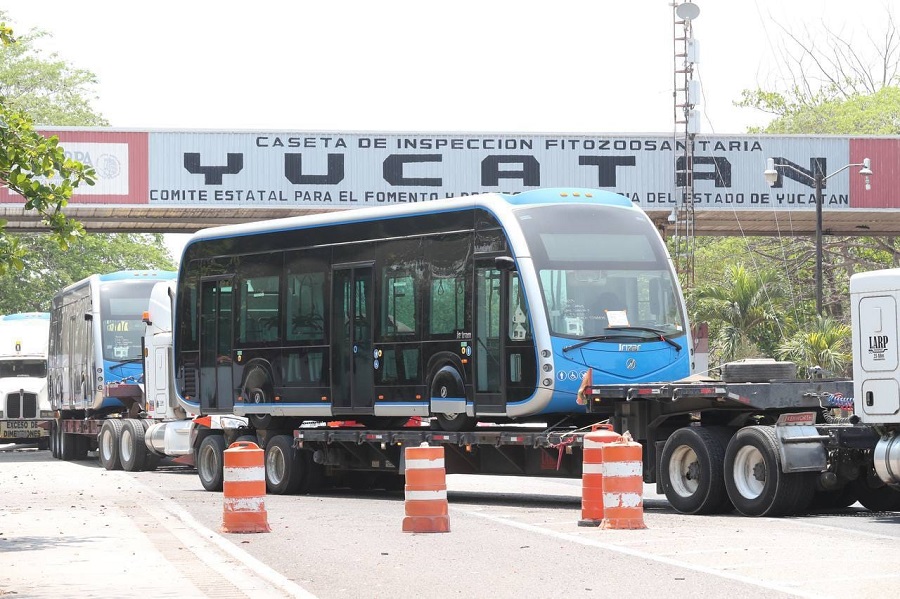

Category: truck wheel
[809, 485, 857, 510]
[659, 426, 733, 514]
[265, 435, 304, 495]
[724, 426, 815, 516]
[98, 419, 125, 471]
[197, 435, 226, 492]
[49, 420, 60, 459]
[120, 419, 149, 472]
[852, 470, 900, 512]
[73, 435, 90, 460]
[58, 421, 75, 461]
[303, 450, 326, 493]
[430, 365, 475, 432]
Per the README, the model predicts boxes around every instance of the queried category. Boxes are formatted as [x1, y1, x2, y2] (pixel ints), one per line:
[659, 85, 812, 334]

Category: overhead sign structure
[0, 129, 897, 235]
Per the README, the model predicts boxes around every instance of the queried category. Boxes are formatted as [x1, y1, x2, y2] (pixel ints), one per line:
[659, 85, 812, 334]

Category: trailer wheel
[98, 419, 125, 470]
[120, 419, 149, 472]
[303, 450, 326, 493]
[852, 470, 900, 512]
[809, 485, 857, 510]
[58, 420, 75, 461]
[265, 435, 304, 495]
[197, 435, 226, 492]
[429, 365, 475, 432]
[49, 420, 59, 459]
[659, 426, 733, 514]
[73, 435, 89, 460]
[724, 426, 815, 516]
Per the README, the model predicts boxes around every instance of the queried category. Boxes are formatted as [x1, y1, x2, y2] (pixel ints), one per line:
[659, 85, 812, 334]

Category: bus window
[508, 274, 532, 341]
[382, 273, 416, 336]
[430, 275, 465, 335]
[240, 275, 280, 343]
[286, 272, 326, 343]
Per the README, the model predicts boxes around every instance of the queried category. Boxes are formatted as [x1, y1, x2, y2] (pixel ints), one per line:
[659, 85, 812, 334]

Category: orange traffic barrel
[578, 423, 622, 527]
[599, 432, 647, 530]
[221, 441, 271, 533]
[402, 443, 450, 533]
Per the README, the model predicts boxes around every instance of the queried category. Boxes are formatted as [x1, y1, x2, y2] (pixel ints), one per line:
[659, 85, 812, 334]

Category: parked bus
[173, 188, 691, 432]
[0, 313, 52, 446]
[48, 270, 177, 457]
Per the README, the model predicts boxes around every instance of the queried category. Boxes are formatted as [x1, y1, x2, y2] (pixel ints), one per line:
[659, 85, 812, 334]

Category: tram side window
[508, 274, 532, 342]
[240, 275, 280, 343]
[430, 275, 465, 335]
[382, 272, 416, 337]
[286, 272, 326, 343]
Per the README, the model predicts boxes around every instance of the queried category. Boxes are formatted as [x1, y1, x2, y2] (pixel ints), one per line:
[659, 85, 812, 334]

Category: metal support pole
[815, 172, 823, 316]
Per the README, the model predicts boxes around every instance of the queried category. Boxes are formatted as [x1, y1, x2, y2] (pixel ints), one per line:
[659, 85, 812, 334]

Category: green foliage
[0, 233, 175, 313]
[0, 12, 107, 126]
[777, 315, 852, 377]
[690, 264, 786, 363]
[740, 86, 900, 135]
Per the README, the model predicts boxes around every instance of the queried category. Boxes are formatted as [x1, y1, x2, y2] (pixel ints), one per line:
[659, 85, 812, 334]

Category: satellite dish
[675, 2, 700, 20]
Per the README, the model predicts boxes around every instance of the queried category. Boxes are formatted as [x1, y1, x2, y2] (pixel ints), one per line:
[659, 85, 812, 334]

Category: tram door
[198, 277, 235, 413]
[331, 265, 374, 414]
[474, 262, 507, 415]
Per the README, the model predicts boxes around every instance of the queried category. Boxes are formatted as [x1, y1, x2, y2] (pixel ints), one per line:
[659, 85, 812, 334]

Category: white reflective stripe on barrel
[600, 461, 643, 477]
[223, 466, 266, 481]
[404, 489, 448, 501]
[405, 458, 445, 470]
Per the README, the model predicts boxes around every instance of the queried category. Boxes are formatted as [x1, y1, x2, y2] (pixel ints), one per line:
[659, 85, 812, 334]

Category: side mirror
[494, 256, 517, 271]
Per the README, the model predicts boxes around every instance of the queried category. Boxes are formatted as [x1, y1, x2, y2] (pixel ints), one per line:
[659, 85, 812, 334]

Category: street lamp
[764, 157, 873, 315]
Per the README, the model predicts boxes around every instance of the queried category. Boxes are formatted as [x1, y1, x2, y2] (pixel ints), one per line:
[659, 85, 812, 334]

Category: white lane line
[138, 482, 318, 599]
[452, 507, 825, 599]
[778, 517, 900, 541]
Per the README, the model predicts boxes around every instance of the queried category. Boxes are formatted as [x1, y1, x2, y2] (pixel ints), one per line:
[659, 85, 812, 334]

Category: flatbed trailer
[248, 373, 896, 518]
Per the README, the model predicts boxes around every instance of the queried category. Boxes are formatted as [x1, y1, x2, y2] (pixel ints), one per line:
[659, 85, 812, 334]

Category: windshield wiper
[110, 358, 143, 369]
[563, 334, 618, 353]
[606, 326, 682, 351]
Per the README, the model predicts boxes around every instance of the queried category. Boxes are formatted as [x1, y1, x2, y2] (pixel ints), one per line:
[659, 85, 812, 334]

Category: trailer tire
[429, 365, 475, 432]
[724, 426, 815, 516]
[73, 435, 90, 460]
[98, 419, 125, 470]
[809, 485, 857, 511]
[59, 424, 75, 462]
[659, 426, 733, 514]
[265, 435, 303, 495]
[197, 435, 226, 491]
[120, 419, 149, 472]
[49, 420, 59, 459]
[303, 450, 326, 493]
[852, 470, 900, 512]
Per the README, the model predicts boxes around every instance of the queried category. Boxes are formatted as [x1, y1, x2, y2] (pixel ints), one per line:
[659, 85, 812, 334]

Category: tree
[777, 315, 852, 378]
[690, 264, 786, 364]
[0, 14, 174, 311]
[0, 233, 174, 313]
[0, 16, 95, 273]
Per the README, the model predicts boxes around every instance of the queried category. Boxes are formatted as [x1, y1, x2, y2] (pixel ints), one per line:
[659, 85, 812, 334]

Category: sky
[2, 0, 895, 258]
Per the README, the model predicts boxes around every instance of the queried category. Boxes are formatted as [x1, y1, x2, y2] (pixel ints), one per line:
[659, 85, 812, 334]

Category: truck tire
[265, 435, 304, 495]
[49, 420, 59, 459]
[73, 435, 90, 460]
[721, 359, 797, 383]
[120, 419, 149, 472]
[429, 365, 475, 432]
[98, 419, 125, 471]
[809, 485, 857, 510]
[197, 435, 226, 492]
[59, 421, 75, 461]
[658, 426, 733, 514]
[724, 426, 815, 516]
[852, 470, 900, 512]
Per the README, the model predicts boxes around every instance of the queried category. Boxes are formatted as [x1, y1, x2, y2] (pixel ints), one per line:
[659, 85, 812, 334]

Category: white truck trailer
[0, 313, 52, 447]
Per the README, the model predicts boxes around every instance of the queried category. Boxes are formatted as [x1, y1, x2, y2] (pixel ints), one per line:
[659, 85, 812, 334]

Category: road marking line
[452, 507, 824, 599]
[137, 481, 318, 599]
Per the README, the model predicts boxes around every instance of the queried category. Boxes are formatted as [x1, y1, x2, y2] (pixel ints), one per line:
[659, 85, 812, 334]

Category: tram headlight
[540, 349, 551, 358]
[542, 363, 552, 372]
[542, 378, 552, 387]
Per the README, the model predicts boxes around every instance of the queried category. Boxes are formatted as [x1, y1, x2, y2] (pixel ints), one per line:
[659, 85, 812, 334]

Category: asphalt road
[2, 447, 900, 599]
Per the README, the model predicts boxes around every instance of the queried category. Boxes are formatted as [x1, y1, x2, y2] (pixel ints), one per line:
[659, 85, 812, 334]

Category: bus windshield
[99, 282, 155, 361]
[517, 204, 686, 339]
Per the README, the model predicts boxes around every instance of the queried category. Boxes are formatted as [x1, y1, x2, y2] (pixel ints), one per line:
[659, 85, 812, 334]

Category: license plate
[0, 421, 47, 438]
